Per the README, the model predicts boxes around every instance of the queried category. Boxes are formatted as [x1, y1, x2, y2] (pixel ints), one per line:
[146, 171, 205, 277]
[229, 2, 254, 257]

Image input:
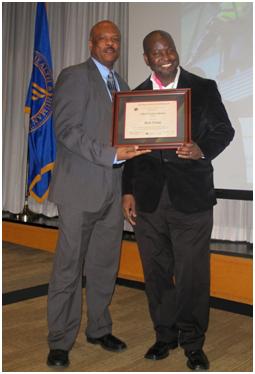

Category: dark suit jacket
[49, 58, 129, 211]
[122, 67, 235, 213]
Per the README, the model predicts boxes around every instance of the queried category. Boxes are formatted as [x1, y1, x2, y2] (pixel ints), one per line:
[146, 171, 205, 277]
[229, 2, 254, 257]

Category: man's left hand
[176, 142, 204, 160]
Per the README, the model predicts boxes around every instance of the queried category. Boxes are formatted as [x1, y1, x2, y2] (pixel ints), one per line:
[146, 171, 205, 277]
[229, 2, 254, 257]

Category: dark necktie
[107, 70, 117, 97]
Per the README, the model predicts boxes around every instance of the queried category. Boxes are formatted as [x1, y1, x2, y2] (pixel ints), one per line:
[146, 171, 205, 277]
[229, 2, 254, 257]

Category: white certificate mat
[124, 101, 177, 139]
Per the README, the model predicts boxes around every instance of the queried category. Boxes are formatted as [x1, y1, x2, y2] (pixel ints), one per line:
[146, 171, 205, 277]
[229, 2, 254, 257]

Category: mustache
[103, 47, 117, 53]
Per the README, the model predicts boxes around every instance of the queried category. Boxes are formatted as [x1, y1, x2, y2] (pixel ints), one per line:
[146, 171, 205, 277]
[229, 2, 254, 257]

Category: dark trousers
[134, 185, 213, 352]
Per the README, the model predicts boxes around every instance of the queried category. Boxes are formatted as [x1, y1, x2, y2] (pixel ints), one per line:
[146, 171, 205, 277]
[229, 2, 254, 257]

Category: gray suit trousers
[47, 185, 123, 351]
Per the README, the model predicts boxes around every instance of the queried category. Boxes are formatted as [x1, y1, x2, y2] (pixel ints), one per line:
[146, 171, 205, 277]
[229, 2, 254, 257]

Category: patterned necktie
[107, 70, 117, 97]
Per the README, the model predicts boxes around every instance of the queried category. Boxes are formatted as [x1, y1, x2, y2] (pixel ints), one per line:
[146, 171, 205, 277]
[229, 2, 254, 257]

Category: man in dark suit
[122, 30, 235, 371]
[47, 20, 150, 368]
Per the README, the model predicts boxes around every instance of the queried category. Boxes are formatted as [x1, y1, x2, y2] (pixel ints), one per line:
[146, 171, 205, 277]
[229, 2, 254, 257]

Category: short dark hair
[143, 30, 175, 54]
[89, 20, 120, 42]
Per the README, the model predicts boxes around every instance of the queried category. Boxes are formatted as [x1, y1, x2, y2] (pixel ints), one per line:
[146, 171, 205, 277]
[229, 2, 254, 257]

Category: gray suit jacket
[49, 58, 129, 211]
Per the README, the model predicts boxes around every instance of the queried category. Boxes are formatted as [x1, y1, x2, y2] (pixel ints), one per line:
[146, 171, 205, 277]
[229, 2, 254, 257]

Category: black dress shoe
[144, 340, 178, 360]
[47, 349, 69, 368]
[185, 349, 209, 371]
[87, 333, 127, 352]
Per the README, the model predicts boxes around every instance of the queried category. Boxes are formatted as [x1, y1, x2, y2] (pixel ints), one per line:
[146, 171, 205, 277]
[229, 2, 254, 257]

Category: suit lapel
[115, 73, 128, 91]
[135, 77, 152, 91]
[143, 79, 153, 90]
[177, 68, 191, 88]
[87, 58, 112, 105]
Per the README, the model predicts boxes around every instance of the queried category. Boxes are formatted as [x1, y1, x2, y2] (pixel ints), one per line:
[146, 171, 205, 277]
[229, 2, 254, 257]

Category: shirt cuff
[113, 154, 126, 164]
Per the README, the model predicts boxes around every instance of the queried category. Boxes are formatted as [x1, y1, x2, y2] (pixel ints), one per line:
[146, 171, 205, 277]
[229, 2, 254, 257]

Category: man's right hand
[116, 146, 151, 161]
[122, 194, 137, 225]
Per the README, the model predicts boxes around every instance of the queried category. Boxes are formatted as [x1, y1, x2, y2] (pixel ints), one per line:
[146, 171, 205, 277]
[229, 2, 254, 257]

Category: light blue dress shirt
[91, 57, 120, 100]
[92, 57, 123, 164]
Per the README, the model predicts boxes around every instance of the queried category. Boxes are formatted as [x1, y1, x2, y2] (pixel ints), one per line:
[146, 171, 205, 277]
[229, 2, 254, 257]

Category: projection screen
[128, 2, 252, 192]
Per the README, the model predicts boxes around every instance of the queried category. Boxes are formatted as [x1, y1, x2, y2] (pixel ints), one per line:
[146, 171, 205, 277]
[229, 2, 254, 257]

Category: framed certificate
[112, 89, 191, 149]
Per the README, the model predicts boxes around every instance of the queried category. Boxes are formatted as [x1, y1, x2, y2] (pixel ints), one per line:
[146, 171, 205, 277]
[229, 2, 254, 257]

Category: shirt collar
[150, 66, 181, 90]
[91, 57, 114, 81]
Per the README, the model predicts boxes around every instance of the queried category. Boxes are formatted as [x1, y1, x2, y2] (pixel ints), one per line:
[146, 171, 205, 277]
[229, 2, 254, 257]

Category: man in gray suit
[47, 20, 150, 368]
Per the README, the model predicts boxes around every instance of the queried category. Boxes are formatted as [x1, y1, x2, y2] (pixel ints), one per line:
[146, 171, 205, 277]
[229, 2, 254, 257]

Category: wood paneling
[3, 221, 58, 252]
[3, 221, 253, 304]
[118, 241, 253, 305]
[210, 254, 252, 304]
[119, 240, 144, 282]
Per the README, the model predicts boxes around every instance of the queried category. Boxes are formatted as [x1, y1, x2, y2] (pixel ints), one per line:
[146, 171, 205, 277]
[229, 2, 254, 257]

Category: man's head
[143, 30, 180, 85]
[89, 20, 121, 69]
